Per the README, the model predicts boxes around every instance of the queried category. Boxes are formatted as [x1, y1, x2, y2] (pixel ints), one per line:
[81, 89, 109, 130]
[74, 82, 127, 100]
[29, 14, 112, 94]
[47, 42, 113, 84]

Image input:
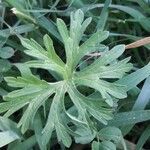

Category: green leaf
[80, 17, 92, 36]
[43, 34, 64, 66]
[0, 131, 20, 148]
[0, 116, 20, 134]
[20, 38, 47, 59]
[65, 37, 74, 65]
[0, 117, 21, 148]
[99, 127, 122, 143]
[77, 44, 125, 75]
[8, 136, 36, 150]
[33, 113, 47, 150]
[95, 57, 133, 79]
[68, 83, 113, 124]
[0, 87, 8, 96]
[14, 63, 33, 78]
[74, 30, 109, 67]
[0, 59, 11, 72]
[74, 123, 96, 144]
[92, 141, 100, 150]
[4, 75, 48, 88]
[18, 89, 54, 133]
[0, 100, 28, 114]
[56, 122, 72, 147]
[20, 37, 65, 77]
[42, 85, 72, 147]
[0, 46, 14, 59]
[99, 141, 116, 150]
[57, 18, 74, 67]
[74, 9, 84, 24]
[57, 18, 69, 42]
[70, 9, 87, 49]
[74, 77, 127, 106]
[25, 60, 64, 76]
[2, 70, 56, 133]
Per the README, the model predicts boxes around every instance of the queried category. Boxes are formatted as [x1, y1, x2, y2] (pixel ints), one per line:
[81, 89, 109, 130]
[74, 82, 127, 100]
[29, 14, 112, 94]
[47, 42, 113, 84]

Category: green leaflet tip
[56, 18, 63, 24]
[75, 9, 84, 17]
[104, 30, 110, 37]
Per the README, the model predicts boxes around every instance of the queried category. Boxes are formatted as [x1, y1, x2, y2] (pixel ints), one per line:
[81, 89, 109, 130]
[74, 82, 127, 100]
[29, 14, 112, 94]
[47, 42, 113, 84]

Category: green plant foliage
[0, 117, 21, 147]
[92, 140, 117, 150]
[0, 47, 14, 59]
[0, 3, 150, 149]
[0, 59, 11, 73]
[0, 9, 134, 147]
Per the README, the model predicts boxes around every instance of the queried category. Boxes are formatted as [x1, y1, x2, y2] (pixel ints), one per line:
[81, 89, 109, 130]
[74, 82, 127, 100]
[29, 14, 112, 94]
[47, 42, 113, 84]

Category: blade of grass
[33, 12, 62, 42]
[96, 0, 111, 31]
[108, 110, 150, 126]
[127, 0, 150, 13]
[121, 76, 150, 135]
[136, 125, 150, 150]
[82, 4, 150, 31]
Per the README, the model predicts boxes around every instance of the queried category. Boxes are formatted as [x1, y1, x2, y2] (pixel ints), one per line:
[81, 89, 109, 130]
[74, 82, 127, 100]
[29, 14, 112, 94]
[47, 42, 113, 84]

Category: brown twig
[125, 37, 150, 49]
[84, 37, 150, 59]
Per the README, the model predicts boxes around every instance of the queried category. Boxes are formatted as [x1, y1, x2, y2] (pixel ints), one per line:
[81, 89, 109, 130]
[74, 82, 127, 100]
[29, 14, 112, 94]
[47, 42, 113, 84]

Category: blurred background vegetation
[0, 0, 150, 149]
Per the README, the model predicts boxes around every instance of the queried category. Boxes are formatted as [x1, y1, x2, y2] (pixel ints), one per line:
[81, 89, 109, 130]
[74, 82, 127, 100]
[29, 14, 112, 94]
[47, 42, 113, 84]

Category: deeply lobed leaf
[1, 9, 149, 148]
